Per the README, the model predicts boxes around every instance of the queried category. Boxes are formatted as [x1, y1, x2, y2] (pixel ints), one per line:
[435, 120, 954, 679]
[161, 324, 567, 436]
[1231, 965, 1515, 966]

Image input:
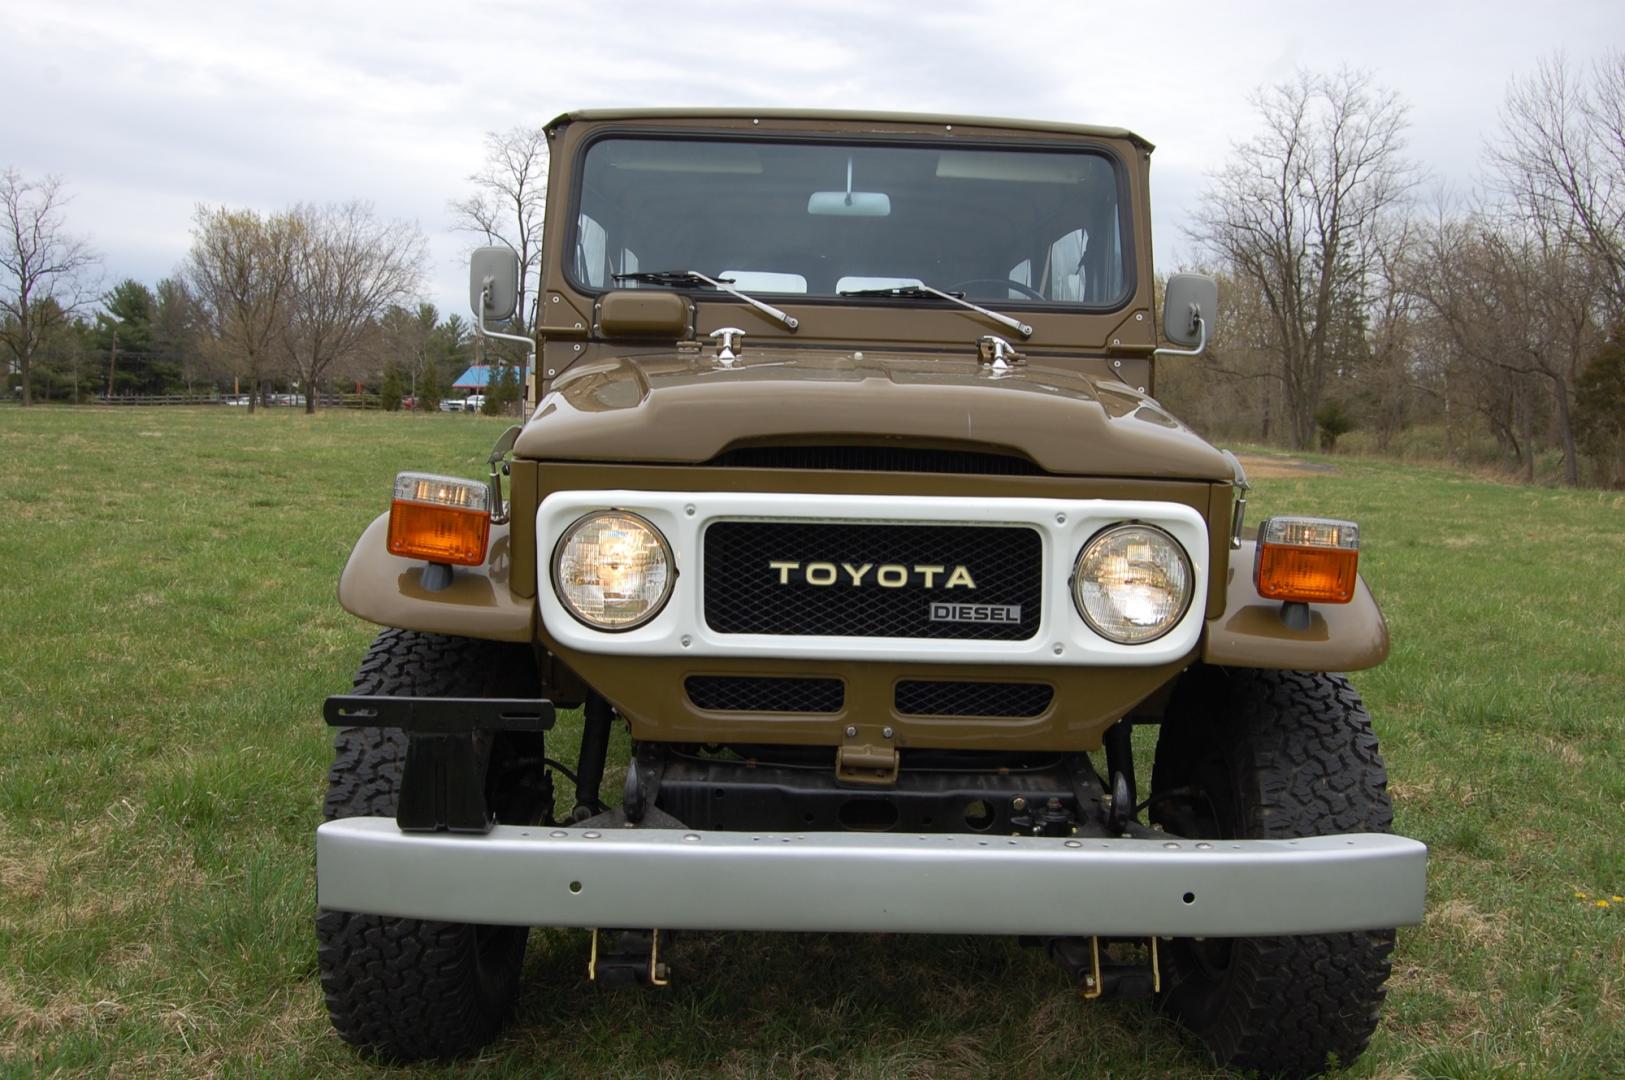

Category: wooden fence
[92, 393, 385, 409]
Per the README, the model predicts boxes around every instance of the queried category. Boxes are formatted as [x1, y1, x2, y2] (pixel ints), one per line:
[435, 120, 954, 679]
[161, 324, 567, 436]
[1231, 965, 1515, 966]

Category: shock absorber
[572, 691, 613, 821]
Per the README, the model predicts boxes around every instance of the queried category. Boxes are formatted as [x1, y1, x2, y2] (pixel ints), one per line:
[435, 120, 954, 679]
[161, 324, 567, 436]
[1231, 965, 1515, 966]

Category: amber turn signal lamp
[387, 472, 491, 567]
[1254, 516, 1359, 604]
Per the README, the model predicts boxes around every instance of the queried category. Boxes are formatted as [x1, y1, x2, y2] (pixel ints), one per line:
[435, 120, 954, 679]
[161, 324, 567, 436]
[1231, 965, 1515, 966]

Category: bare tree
[1157, 269, 1287, 442]
[153, 276, 209, 395]
[1411, 210, 1603, 485]
[450, 127, 548, 329]
[281, 202, 425, 413]
[183, 206, 300, 413]
[1191, 69, 1417, 448]
[0, 169, 99, 406]
[376, 301, 440, 408]
[450, 126, 548, 411]
[1490, 51, 1625, 318]
[1356, 218, 1423, 451]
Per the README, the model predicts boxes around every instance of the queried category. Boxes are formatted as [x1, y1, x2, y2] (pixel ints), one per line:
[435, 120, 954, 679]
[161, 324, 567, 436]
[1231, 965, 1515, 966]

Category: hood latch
[710, 326, 746, 364]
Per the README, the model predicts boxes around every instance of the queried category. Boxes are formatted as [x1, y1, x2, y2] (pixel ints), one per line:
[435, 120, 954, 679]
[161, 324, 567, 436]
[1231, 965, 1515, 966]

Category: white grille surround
[536, 491, 1209, 666]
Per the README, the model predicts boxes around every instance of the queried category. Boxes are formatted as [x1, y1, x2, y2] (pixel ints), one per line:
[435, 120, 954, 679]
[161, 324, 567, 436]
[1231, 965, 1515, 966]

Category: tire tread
[1152, 666, 1397, 1079]
[316, 629, 537, 1062]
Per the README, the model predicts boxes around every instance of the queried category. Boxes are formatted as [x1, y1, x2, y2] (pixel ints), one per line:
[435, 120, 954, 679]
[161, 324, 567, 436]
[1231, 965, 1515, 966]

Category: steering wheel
[950, 278, 1047, 301]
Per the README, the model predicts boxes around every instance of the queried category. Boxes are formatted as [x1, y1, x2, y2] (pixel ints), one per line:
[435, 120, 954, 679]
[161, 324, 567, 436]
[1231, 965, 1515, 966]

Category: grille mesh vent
[706, 446, 1046, 475]
[895, 680, 1055, 718]
[703, 521, 1041, 641]
[686, 675, 845, 714]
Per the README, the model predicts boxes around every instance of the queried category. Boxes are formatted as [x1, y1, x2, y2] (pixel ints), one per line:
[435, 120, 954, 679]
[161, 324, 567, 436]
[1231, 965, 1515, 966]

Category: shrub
[1315, 399, 1357, 452]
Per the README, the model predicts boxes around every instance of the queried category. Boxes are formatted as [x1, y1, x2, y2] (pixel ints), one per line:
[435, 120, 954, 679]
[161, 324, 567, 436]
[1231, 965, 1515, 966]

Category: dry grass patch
[1537, 735, 1586, 769]
[1428, 899, 1508, 950]
[0, 978, 128, 1055]
[1233, 453, 1337, 479]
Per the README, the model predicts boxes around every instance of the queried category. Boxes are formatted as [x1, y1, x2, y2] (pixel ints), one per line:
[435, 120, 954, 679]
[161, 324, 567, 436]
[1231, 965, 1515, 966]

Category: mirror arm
[473, 281, 539, 352]
[471, 281, 540, 411]
[1152, 309, 1208, 359]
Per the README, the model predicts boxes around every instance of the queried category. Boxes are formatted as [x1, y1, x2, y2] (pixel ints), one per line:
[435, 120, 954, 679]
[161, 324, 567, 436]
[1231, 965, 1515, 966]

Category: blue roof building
[452, 365, 491, 391]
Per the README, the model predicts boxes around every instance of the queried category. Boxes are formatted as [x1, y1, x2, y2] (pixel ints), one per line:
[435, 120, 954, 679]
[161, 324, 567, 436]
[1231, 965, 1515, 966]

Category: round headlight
[1072, 524, 1192, 644]
[552, 511, 674, 631]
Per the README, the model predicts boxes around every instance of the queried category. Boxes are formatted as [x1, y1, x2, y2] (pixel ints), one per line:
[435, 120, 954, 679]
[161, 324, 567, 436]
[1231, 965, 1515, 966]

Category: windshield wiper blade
[839, 282, 1032, 338]
[839, 285, 961, 298]
[611, 269, 798, 331]
[612, 270, 705, 287]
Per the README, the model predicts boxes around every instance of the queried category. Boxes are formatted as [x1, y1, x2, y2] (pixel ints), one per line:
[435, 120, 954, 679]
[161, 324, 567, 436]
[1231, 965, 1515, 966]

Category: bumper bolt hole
[1182, 891, 1196, 905]
[569, 881, 582, 895]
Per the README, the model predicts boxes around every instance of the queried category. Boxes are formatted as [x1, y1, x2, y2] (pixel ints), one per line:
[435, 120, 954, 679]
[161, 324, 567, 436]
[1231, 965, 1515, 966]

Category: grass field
[2, 405, 1623, 1078]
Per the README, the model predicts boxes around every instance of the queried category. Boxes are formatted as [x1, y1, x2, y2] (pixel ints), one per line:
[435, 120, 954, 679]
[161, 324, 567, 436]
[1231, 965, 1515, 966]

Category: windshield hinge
[977, 334, 1026, 370]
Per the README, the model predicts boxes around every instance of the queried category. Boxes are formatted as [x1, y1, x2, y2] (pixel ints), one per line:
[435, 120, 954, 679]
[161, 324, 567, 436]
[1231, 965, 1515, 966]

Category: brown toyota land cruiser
[315, 110, 1426, 1078]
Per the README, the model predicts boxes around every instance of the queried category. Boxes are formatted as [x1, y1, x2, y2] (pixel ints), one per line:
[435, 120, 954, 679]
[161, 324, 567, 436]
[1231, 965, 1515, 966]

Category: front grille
[686, 675, 845, 714]
[895, 680, 1055, 718]
[705, 445, 1046, 475]
[703, 521, 1041, 641]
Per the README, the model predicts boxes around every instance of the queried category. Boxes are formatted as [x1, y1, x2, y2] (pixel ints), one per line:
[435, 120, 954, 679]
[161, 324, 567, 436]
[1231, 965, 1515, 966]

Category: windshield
[572, 136, 1131, 308]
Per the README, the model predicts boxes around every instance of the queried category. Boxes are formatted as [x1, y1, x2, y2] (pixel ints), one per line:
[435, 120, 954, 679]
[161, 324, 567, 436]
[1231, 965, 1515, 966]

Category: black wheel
[316, 629, 546, 1062]
[1148, 666, 1397, 1079]
[949, 277, 1047, 300]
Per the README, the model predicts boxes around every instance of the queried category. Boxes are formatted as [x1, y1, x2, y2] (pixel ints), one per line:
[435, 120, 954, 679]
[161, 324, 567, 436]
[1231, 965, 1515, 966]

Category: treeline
[4, 127, 549, 415]
[13, 279, 519, 414]
[1158, 55, 1625, 488]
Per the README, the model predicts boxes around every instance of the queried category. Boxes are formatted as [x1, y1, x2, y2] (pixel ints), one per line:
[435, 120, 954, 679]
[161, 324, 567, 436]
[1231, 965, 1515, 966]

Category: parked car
[463, 393, 486, 412]
[439, 399, 463, 412]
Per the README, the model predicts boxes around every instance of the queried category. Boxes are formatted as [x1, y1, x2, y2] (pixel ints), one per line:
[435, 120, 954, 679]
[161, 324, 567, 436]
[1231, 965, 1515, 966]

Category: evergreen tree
[92, 280, 170, 395]
[484, 361, 517, 415]
[418, 356, 443, 411]
[380, 362, 404, 411]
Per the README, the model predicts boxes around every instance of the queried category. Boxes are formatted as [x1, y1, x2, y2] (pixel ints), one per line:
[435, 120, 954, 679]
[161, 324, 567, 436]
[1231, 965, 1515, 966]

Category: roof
[452, 366, 490, 390]
[545, 109, 1153, 151]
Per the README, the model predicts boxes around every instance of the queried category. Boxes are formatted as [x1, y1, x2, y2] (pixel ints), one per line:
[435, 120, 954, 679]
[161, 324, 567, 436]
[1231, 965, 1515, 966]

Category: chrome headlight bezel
[550, 510, 676, 632]
[1071, 522, 1194, 645]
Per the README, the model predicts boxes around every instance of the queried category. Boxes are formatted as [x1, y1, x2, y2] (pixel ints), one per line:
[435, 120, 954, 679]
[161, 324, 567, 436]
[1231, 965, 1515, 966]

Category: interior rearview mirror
[469, 246, 520, 324]
[807, 191, 891, 217]
[1162, 273, 1218, 348]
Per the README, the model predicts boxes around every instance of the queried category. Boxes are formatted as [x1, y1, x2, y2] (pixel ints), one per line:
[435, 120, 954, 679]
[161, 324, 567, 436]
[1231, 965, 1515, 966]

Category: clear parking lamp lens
[1073, 524, 1193, 644]
[386, 471, 492, 566]
[553, 512, 674, 630]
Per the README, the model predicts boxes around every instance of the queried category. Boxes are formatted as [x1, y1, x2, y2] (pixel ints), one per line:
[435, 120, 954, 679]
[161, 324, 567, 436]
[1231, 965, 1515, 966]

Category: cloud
[4, 0, 1622, 315]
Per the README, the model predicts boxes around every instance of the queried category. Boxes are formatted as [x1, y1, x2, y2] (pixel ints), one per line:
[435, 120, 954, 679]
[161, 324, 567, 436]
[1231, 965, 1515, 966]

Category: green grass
[2, 407, 1623, 1078]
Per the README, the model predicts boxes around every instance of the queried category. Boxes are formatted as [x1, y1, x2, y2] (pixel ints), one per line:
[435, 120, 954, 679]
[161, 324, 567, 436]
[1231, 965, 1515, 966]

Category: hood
[514, 348, 1232, 481]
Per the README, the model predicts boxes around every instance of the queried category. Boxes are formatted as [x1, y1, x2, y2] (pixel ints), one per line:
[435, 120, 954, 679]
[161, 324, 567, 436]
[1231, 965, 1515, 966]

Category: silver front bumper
[317, 818, 1426, 936]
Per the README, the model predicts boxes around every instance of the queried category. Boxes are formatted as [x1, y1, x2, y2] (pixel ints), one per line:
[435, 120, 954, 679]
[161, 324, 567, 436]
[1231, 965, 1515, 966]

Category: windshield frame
[563, 128, 1139, 316]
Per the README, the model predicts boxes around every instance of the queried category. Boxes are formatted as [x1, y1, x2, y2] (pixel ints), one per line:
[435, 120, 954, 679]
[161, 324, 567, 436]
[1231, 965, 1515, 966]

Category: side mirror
[469, 246, 521, 324]
[1161, 273, 1219, 349]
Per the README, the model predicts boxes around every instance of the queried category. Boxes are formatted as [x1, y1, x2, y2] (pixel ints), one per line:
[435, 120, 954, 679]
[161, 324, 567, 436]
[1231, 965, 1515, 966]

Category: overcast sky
[5, 0, 1623, 320]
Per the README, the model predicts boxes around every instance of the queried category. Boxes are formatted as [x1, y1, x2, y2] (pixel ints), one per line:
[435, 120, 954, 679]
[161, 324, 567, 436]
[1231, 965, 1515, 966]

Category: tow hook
[589, 928, 671, 988]
[1045, 936, 1161, 1000]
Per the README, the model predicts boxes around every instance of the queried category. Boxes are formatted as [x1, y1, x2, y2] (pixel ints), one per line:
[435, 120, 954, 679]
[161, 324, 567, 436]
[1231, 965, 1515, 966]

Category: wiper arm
[839, 283, 1032, 338]
[611, 270, 798, 331]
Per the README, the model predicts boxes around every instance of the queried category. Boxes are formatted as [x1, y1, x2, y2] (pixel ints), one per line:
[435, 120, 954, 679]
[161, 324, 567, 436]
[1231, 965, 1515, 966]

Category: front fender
[337, 512, 534, 643]
[1201, 539, 1389, 671]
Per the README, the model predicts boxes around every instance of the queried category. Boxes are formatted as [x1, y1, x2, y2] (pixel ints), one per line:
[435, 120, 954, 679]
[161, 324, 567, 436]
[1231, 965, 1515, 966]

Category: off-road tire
[1149, 666, 1397, 1079]
[316, 629, 541, 1062]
